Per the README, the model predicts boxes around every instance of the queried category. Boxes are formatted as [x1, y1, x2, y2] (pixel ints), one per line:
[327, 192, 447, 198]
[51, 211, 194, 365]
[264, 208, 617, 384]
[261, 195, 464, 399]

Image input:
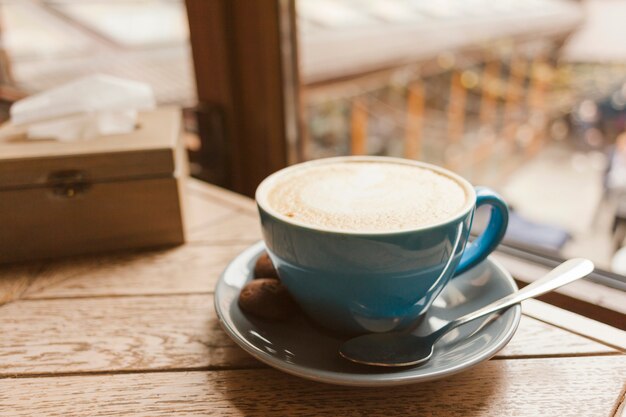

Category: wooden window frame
[185, 0, 301, 197]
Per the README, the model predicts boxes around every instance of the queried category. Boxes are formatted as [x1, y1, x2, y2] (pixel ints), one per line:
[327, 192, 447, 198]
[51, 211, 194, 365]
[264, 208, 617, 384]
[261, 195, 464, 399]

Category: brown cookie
[254, 252, 279, 279]
[238, 278, 298, 320]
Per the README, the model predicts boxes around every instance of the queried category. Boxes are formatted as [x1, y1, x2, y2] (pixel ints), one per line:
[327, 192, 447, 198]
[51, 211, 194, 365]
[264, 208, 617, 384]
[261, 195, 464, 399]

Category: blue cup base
[301, 306, 429, 337]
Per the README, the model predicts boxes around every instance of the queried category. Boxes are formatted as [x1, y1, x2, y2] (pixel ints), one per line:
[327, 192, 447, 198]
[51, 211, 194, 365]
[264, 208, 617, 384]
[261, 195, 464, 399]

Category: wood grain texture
[499, 315, 616, 357]
[186, 179, 257, 213]
[522, 299, 626, 351]
[0, 178, 185, 264]
[1, 356, 624, 417]
[0, 263, 41, 305]
[615, 390, 626, 417]
[184, 187, 238, 231]
[0, 295, 616, 376]
[21, 244, 249, 299]
[0, 295, 259, 375]
[187, 212, 261, 244]
[0, 109, 181, 188]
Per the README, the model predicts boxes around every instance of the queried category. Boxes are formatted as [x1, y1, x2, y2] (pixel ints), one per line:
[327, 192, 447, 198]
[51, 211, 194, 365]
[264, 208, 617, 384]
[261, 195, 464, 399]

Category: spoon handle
[435, 258, 594, 339]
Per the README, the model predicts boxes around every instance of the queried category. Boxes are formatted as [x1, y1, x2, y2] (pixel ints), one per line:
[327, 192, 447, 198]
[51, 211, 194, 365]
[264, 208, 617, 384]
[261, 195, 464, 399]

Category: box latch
[47, 169, 91, 198]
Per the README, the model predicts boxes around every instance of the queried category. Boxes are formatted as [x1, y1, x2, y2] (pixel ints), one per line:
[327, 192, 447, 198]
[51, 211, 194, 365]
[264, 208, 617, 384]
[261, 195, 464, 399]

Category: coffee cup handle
[454, 187, 509, 276]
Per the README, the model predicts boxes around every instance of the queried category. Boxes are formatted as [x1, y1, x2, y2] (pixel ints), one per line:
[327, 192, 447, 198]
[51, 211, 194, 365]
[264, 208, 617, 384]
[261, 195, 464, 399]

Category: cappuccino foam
[265, 161, 468, 232]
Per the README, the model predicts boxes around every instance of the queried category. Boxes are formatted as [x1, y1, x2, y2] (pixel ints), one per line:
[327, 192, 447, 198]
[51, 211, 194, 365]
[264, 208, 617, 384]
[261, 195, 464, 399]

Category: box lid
[0, 107, 183, 189]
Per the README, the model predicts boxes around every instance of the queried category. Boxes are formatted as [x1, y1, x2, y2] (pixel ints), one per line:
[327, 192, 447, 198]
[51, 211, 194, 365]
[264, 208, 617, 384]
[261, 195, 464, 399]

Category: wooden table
[1, 180, 625, 416]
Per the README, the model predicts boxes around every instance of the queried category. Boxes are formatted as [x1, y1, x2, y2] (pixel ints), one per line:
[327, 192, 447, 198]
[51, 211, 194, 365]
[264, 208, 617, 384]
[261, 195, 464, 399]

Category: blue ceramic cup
[256, 156, 508, 335]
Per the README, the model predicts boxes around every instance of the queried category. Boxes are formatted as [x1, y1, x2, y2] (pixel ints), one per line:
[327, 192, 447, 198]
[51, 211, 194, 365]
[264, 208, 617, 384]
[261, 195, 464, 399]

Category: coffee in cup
[265, 160, 470, 232]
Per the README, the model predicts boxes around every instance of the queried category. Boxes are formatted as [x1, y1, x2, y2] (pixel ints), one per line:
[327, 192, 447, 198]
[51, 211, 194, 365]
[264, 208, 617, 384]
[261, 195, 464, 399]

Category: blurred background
[1, 0, 626, 281]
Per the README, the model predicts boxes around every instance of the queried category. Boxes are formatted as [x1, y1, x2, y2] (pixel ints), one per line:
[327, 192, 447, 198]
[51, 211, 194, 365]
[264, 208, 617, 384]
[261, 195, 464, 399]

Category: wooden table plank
[499, 315, 618, 357]
[0, 263, 40, 305]
[187, 212, 262, 244]
[0, 295, 259, 375]
[522, 299, 626, 351]
[184, 187, 238, 232]
[1, 356, 624, 417]
[21, 244, 250, 300]
[186, 179, 257, 213]
[0, 295, 618, 376]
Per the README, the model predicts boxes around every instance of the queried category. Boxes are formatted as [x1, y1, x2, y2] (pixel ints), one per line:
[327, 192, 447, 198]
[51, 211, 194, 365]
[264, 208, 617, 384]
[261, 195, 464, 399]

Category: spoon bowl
[340, 332, 435, 367]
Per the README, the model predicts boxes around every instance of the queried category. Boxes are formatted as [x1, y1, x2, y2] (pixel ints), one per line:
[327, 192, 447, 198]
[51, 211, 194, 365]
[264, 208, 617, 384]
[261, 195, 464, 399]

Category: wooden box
[0, 107, 187, 264]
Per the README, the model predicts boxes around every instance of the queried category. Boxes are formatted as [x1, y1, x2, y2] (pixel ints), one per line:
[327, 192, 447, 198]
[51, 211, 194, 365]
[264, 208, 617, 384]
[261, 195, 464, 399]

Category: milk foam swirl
[266, 161, 468, 232]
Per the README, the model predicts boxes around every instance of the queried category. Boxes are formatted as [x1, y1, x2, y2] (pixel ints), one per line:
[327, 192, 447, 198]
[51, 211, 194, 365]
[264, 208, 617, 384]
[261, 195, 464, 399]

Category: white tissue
[10, 74, 156, 141]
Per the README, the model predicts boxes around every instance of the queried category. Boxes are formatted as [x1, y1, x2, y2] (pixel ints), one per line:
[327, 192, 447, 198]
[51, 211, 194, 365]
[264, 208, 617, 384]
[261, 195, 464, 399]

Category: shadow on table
[220, 361, 504, 416]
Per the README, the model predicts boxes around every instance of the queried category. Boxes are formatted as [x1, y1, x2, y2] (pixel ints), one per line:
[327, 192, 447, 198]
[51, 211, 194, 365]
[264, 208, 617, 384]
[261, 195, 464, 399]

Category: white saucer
[215, 241, 521, 387]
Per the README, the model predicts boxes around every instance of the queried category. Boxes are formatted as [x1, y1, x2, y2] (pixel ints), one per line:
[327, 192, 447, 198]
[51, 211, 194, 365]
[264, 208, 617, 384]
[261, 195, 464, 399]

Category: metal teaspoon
[339, 258, 594, 367]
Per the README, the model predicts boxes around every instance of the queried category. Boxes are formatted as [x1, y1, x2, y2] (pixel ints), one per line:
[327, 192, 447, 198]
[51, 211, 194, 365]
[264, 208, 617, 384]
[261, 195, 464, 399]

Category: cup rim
[255, 156, 477, 236]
